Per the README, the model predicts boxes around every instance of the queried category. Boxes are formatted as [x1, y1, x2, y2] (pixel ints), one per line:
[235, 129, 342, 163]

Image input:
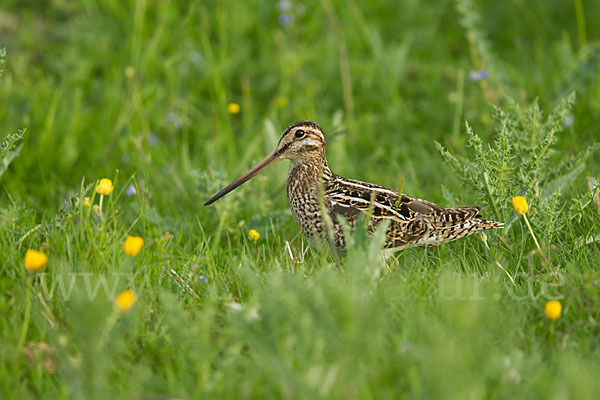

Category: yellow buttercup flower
[115, 289, 136, 312]
[512, 196, 528, 215]
[96, 178, 114, 195]
[24, 249, 48, 271]
[123, 236, 144, 256]
[545, 300, 562, 320]
[249, 229, 260, 242]
[82, 197, 91, 207]
[227, 102, 240, 114]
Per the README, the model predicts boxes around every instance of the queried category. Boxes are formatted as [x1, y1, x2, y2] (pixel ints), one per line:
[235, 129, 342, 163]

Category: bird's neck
[288, 151, 334, 186]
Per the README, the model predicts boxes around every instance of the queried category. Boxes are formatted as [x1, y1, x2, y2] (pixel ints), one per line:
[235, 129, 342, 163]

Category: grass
[1, 0, 600, 398]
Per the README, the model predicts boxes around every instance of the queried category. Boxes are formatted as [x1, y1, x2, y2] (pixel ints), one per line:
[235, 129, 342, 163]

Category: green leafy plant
[0, 129, 25, 179]
[0, 49, 26, 179]
[0, 47, 5, 75]
[437, 94, 598, 242]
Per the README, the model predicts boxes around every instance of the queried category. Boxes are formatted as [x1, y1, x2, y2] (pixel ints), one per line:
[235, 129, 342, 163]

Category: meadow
[1, 0, 600, 398]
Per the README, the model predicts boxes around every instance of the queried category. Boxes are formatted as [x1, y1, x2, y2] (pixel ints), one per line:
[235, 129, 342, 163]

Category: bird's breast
[286, 164, 325, 238]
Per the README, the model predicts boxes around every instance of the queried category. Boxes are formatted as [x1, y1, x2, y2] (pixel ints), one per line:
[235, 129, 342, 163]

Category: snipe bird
[205, 121, 503, 252]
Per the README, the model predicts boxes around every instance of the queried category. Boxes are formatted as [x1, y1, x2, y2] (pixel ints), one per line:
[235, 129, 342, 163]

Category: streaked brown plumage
[205, 121, 503, 252]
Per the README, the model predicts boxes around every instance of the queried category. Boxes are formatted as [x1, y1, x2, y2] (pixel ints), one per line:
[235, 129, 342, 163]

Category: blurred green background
[1, 0, 600, 398]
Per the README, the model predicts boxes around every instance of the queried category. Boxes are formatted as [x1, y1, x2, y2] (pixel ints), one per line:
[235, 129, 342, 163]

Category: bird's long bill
[204, 150, 280, 205]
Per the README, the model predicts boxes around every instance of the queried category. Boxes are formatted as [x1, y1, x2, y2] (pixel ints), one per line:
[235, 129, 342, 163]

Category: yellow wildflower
[24, 249, 48, 271]
[545, 300, 562, 320]
[82, 197, 91, 207]
[124, 66, 135, 79]
[115, 289, 136, 312]
[276, 96, 288, 108]
[512, 196, 528, 215]
[249, 229, 260, 242]
[227, 102, 240, 114]
[96, 178, 114, 195]
[123, 236, 144, 256]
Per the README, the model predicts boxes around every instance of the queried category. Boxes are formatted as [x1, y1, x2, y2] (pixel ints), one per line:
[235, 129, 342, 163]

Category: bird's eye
[295, 129, 305, 139]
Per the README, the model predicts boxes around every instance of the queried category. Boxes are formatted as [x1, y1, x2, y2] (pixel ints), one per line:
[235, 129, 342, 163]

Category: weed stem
[483, 172, 502, 223]
[481, 234, 515, 284]
[522, 214, 558, 280]
[18, 280, 32, 349]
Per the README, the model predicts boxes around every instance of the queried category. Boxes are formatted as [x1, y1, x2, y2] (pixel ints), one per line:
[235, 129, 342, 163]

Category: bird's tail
[439, 206, 504, 243]
[445, 206, 504, 231]
[477, 219, 504, 230]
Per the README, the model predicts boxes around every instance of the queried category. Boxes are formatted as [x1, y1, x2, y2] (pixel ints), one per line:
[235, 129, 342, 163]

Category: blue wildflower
[148, 131, 159, 145]
[165, 112, 183, 130]
[469, 70, 489, 81]
[564, 115, 573, 128]
[126, 184, 136, 196]
[279, 14, 292, 26]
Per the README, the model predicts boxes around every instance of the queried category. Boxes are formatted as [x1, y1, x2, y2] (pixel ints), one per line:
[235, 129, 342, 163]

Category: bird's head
[204, 120, 326, 205]
[275, 120, 325, 161]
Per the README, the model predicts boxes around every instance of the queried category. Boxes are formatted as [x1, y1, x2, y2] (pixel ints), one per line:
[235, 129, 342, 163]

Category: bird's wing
[326, 176, 446, 222]
[325, 176, 405, 222]
[324, 176, 485, 248]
